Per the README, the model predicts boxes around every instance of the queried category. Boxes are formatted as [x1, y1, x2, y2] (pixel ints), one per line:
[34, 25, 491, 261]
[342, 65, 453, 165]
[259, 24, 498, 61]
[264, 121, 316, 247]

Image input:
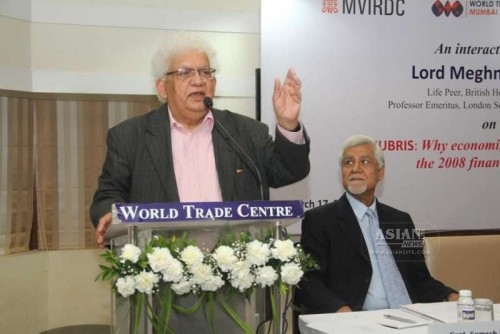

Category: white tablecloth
[299, 303, 500, 334]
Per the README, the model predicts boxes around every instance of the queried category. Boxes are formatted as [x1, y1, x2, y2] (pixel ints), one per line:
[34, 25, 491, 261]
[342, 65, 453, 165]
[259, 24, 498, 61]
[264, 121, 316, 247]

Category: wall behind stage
[261, 0, 500, 233]
[0, 0, 260, 119]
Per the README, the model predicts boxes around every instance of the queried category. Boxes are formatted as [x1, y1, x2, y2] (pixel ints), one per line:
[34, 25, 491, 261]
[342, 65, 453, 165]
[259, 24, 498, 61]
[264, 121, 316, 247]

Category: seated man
[295, 134, 458, 313]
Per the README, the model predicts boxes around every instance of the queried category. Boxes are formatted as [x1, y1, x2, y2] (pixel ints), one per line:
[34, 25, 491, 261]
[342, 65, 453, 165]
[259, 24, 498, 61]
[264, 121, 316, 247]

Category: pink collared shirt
[169, 109, 304, 202]
[170, 110, 222, 202]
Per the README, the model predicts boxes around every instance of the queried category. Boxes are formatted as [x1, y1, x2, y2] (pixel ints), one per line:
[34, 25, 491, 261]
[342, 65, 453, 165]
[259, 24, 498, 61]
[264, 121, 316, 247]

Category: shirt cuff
[277, 122, 305, 145]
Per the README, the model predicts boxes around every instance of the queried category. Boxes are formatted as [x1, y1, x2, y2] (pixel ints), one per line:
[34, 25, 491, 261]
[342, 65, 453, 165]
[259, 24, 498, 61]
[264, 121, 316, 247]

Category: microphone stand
[273, 221, 284, 334]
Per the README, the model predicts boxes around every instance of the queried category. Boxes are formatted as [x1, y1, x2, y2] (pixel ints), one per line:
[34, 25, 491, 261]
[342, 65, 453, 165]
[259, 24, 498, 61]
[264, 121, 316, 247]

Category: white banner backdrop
[261, 0, 499, 233]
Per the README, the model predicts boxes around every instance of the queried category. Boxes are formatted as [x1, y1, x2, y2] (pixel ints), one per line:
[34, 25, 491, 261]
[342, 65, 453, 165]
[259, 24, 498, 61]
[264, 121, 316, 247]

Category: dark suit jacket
[294, 193, 456, 313]
[90, 103, 310, 226]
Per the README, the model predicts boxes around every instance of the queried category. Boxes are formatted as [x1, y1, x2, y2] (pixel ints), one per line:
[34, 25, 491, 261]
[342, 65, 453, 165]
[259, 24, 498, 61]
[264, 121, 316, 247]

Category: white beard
[347, 181, 367, 195]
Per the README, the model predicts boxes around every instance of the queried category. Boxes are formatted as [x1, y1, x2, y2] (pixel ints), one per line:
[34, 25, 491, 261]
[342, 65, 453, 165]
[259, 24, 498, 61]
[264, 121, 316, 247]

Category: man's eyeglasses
[164, 68, 216, 80]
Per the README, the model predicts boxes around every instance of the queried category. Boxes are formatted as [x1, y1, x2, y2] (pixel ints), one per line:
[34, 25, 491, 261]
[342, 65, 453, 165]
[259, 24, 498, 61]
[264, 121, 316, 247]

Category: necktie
[366, 208, 412, 309]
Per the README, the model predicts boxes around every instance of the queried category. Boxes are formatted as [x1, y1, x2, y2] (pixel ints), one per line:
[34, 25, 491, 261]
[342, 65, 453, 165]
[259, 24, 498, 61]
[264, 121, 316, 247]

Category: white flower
[231, 272, 254, 292]
[161, 258, 184, 283]
[116, 276, 136, 297]
[212, 245, 237, 272]
[189, 263, 212, 285]
[200, 275, 224, 292]
[147, 247, 173, 272]
[281, 262, 303, 285]
[180, 245, 204, 267]
[135, 270, 159, 294]
[255, 266, 278, 288]
[120, 244, 142, 263]
[246, 240, 270, 266]
[230, 261, 254, 292]
[231, 260, 251, 276]
[171, 280, 192, 295]
[271, 239, 297, 262]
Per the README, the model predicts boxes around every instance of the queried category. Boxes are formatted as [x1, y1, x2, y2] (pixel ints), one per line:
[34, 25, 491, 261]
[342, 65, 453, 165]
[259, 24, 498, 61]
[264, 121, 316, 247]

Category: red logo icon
[432, 0, 464, 17]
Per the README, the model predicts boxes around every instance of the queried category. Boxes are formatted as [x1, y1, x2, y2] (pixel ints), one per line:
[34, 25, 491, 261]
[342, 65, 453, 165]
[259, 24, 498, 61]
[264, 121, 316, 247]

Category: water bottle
[457, 289, 475, 321]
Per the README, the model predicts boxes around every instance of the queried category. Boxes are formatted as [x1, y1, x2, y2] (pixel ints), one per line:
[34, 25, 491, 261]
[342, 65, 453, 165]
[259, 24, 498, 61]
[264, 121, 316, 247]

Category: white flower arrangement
[97, 229, 316, 334]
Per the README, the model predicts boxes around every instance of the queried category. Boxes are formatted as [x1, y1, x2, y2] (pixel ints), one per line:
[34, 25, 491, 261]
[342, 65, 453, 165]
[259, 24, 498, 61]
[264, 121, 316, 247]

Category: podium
[106, 200, 304, 334]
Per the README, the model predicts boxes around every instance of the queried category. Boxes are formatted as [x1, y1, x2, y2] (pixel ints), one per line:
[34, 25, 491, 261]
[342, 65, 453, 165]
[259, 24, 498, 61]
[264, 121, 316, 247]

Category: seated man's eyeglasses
[165, 68, 216, 80]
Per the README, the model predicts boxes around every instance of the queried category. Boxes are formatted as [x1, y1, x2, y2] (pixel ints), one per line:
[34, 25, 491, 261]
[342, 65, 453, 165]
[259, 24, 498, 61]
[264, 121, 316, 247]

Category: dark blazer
[90, 103, 310, 226]
[295, 193, 456, 314]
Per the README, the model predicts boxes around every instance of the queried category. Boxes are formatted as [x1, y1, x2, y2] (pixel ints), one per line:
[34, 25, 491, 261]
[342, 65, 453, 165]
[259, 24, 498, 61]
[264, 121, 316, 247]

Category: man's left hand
[272, 68, 302, 131]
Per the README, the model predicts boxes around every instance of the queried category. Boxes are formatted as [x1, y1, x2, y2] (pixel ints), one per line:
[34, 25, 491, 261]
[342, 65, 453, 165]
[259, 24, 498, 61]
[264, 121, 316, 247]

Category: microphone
[203, 96, 213, 109]
[204, 96, 265, 201]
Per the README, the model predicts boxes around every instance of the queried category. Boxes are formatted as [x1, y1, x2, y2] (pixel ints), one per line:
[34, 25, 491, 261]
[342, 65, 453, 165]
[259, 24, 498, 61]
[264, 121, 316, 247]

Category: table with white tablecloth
[299, 302, 500, 334]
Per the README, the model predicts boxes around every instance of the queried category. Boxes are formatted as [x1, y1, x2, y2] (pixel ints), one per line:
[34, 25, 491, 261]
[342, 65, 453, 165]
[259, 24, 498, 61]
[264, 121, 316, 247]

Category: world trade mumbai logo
[432, 0, 464, 17]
